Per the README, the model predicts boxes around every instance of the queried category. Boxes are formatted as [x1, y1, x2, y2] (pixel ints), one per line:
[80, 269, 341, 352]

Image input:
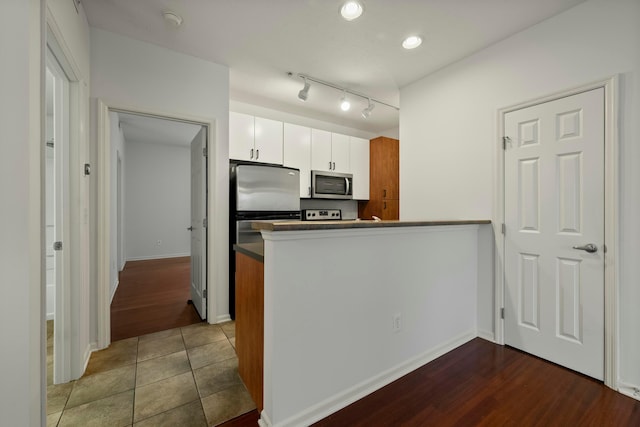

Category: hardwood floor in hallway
[111, 257, 202, 342]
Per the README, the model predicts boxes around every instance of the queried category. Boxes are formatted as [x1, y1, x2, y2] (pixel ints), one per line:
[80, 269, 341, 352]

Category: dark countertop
[252, 219, 491, 232]
[233, 242, 264, 263]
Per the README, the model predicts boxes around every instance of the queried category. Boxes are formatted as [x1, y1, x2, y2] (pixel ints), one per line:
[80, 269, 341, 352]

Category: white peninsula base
[256, 222, 493, 427]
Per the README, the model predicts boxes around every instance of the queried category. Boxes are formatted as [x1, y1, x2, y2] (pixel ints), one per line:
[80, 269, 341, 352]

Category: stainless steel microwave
[311, 170, 353, 199]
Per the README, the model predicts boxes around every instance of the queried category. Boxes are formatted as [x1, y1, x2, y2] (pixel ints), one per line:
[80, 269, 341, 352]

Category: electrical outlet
[392, 313, 402, 333]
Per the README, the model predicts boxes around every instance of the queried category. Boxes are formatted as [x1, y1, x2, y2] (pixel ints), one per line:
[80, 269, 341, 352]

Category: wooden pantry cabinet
[358, 136, 399, 220]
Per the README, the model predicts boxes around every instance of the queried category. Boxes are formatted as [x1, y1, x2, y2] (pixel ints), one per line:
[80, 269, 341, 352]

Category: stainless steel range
[301, 209, 342, 221]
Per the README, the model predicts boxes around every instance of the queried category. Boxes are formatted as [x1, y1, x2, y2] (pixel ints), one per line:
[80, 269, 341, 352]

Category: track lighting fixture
[361, 99, 375, 118]
[340, 91, 351, 111]
[289, 72, 400, 116]
[298, 78, 310, 101]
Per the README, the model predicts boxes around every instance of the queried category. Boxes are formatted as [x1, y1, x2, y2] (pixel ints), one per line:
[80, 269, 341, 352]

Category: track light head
[340, 91, 351, 111]
[298, 78, 310, 101]
[361, 99, 375, 119]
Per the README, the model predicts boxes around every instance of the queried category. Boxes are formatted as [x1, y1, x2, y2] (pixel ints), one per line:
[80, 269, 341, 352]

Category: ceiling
[82, 0, 585, 134]
[117, 112, 202, 147]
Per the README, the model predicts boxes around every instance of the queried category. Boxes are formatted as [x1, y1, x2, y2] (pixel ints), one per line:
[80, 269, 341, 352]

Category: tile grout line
[182, 324, 209, 426]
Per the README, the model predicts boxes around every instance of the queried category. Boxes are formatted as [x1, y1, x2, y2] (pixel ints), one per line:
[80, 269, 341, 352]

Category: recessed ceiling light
[402, 35, 422, 50]
[341, 1, 363, 21]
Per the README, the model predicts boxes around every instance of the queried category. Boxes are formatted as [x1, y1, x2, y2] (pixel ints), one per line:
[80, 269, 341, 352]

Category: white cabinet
[283, 123, 312, 198]
[311, 129, 332, 172]
[331, 133, 350, 173]
[311, 130, 350, 173]
[229, 112, 283, 164]
[349, 137, 370, 200]
[229, 112, 254, 162]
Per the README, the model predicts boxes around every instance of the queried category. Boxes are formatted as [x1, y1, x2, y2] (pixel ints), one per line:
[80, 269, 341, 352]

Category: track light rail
[292, 72, 400, 111]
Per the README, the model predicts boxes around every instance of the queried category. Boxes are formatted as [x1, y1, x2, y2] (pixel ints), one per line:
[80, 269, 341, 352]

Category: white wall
[124, 140, 191, 261]
[400, 0, 640, 389]
[109, 111, 125, 300]
[262, 225, 481, 425]
[0, 1, 43, 424]
[90, 28, 230, 324]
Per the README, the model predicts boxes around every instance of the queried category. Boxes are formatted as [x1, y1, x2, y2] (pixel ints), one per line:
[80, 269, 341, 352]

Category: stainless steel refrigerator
[229, 162, 300, 318]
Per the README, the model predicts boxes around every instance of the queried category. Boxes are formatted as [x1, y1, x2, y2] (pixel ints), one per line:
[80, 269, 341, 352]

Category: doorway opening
[106, 111, 208, 342]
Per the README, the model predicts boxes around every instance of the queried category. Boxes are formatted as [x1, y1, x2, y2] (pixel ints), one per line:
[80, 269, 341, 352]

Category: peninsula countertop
[251, 219, 491, 232]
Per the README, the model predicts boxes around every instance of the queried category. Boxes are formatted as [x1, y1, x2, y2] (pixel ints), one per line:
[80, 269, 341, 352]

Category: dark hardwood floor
[110, 256, 202, 341]
[221, 338, 640, 427]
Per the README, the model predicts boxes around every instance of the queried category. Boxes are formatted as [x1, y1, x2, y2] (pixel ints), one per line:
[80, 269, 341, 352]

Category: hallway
[111, 257, 202, 341]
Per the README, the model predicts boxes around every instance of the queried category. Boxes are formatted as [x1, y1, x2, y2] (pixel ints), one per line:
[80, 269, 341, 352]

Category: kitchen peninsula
[234, 219, 492, 427]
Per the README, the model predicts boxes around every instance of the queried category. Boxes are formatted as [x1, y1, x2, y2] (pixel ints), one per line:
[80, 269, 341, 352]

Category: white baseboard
[82, 342, 99, 377]
[258, 410, 272, 427]
[215, 314, 232, 324]
[477, 328, 495, 342]
[261, 329, 476, 427]
[110, 280, 119, 304]
[617, 381, 640, 402]
[126, 253, 190, 262]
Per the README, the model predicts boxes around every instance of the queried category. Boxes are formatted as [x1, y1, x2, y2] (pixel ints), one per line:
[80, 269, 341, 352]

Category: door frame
[44, 14, 91, 382]
[95, 100, 216, 349]
[494, 76, 619, 389]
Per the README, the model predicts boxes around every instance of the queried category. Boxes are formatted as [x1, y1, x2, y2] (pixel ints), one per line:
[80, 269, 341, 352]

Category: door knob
[187, 226, 194, 231]
[572, 243, 598, 253]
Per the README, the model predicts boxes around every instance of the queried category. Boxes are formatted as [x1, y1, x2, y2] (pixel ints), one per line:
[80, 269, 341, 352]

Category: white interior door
[190, 127, 207, 319]
[47, 52, 71, 384]
[504, 88, 605, 380]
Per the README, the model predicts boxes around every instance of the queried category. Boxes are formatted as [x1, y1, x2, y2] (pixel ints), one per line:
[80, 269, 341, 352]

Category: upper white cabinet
[349, 137, 370, 200]
[310, 129, 332, 172]
[229, 112, 254, 162]
[283, 123, 312, 198]
[311, 130, 350, 173]
[229, 112, 283, 164]
[330, 133, 350, 173]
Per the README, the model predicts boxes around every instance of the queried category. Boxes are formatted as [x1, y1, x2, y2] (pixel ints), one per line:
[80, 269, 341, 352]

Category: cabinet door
[254, 117, 283, 165]
[381, 137, 399, 199]
[311, 128, 332, 172]
[331, 133, 350, 173]
[283, 123, 312, 198]
[349, 137, 369, 200]
[370, 137, 399, 199]
[381, 199, 399, 220]
[229, 112, 255, 161]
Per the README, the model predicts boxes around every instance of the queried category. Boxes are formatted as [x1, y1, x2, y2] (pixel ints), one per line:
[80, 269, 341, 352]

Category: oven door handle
[345, 177, 350, 196]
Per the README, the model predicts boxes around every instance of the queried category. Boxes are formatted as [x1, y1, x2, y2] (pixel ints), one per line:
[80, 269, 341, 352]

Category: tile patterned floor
[46, 321, 255, 427]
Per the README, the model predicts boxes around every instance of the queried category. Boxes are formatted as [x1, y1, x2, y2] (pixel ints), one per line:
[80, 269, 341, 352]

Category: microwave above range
[311, 170, 353, 199]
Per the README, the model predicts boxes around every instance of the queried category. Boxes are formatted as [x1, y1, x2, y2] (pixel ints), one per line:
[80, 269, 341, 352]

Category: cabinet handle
[256, 149, 259, 160]
[329, 161, 332, 170]
[383, 189, 386, 198]
[384, 201, 387, 209]
[250, 148, 254, 159]
[333, 162, 336, 170]
[308, 186, 311, 196]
